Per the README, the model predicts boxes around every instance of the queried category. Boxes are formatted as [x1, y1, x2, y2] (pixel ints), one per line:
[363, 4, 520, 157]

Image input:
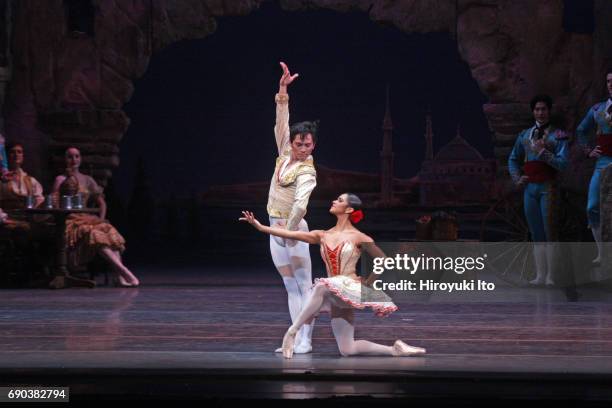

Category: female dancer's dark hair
[345, 193, 362, 211]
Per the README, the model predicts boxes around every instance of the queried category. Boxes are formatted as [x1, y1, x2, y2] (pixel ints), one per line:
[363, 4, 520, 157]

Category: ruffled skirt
[65, 214, 126, 269]
[316, 276, 398, 317]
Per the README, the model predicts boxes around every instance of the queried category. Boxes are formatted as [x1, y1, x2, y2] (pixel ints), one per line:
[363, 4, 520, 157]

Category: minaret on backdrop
[424, 107, 434, 162]
[380, 85, 394, 207]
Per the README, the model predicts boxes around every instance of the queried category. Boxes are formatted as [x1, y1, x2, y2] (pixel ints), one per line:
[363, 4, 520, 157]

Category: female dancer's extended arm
[239, 211, 322, 244]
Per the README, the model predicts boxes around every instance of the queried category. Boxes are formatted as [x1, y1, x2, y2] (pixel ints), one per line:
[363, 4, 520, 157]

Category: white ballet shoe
[529, 277, 545, 285]
[392, 340, 426, 357]
[545, 277, 555, 287]
[293, 325, 313, 354]
[293, 341, 312, 354]
[274, 347, 283, 353]
[281, 327, 298, 359]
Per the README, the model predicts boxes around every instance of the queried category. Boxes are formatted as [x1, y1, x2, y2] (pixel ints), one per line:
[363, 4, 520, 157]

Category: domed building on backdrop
[417, 113, 496, 206]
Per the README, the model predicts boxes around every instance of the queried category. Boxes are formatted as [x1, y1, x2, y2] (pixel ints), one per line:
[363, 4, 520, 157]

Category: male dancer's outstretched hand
[279, 61, 299, 92]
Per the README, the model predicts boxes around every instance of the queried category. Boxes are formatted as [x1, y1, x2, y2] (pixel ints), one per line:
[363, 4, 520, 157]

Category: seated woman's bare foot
[121, 269, 140, 287]
[118, 275, 131, 286]
[112, 273, 132, 287]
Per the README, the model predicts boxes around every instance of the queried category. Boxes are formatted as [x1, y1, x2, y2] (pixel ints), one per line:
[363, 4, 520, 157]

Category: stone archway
[3, 0, 612, 187]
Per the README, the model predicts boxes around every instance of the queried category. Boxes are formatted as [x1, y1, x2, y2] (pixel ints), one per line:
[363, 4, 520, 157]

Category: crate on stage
[415, 212, 458, 241]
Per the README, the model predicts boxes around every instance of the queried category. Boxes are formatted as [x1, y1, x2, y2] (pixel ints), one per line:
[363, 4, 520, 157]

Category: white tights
[289, 282, 395, 356]
[270, 218, 314, 344]
[331, 317, 394, 357]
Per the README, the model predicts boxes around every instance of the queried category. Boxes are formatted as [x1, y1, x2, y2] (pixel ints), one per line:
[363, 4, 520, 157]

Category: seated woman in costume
[52, 147, 139, 287]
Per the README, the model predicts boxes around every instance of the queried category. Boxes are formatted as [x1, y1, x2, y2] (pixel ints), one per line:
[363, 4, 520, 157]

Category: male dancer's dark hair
[530, 94, 553, 111]
[290, 120, 319, 143]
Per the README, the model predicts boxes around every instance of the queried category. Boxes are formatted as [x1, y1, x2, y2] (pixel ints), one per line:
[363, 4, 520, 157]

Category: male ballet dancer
[267, 62, 318, 353]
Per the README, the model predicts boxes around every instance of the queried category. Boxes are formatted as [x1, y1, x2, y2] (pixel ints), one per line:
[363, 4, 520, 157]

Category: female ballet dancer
[240, 193, 426, 359]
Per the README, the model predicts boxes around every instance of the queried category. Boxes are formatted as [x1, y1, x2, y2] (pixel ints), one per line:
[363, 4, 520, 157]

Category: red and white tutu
[315, 276, 398, 317]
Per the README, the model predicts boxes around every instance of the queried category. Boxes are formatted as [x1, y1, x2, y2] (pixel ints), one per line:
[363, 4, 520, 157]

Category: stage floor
[1, 266, 612, 402]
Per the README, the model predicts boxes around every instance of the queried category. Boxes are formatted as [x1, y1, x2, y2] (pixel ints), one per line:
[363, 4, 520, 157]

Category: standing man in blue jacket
[508, 95, 569, 285]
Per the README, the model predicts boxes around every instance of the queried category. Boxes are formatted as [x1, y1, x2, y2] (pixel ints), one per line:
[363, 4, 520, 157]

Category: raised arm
[274, 62, 298, 155]
[240, 210, 322, 244]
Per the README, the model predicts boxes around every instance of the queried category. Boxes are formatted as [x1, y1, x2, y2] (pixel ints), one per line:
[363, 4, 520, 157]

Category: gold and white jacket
[267, 93, 317, 230]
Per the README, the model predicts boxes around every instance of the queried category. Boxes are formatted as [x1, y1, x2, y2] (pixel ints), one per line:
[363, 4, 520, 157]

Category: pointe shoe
[529, 278, 545, 286]
[545, 278, 555, 287]
[392, 340, 426, 357]
[275, 343, 312, 354]
[281, 328, 298, 359]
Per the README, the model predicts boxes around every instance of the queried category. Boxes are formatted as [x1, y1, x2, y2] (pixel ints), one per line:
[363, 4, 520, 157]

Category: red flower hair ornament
[349, 209, 364, 224]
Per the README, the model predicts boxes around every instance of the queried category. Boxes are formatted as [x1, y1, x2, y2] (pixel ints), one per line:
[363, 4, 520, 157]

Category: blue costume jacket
[508, 124, 569, 241]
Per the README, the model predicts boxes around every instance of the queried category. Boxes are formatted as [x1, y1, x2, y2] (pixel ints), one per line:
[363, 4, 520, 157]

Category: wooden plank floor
[1, 267, 612, 371]
[1, 267, 612, 402]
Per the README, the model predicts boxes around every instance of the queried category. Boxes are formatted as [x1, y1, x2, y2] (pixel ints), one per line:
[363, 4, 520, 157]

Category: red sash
[596, 133, 612, 156]
[523, 161, 556, 183]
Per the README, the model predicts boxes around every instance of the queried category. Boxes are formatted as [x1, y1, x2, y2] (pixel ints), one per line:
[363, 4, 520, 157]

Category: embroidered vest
[267, 153, 316, 219]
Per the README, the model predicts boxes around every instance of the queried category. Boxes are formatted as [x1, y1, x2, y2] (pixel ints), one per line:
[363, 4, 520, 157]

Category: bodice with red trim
[319, 239, 361, 278]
